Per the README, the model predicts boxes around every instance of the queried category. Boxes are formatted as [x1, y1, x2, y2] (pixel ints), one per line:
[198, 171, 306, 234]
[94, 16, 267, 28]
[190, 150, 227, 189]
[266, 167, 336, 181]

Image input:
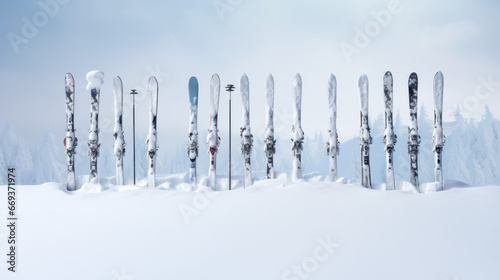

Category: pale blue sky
[1, 0, 499, 145]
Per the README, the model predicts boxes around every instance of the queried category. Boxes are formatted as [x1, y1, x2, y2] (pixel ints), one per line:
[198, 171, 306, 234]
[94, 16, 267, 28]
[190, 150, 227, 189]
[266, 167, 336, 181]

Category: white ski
[383, 71, 397, 190]
[291, 73, 304, 182]
[86, 70, 104, 183]
[359, 74, 372, 188]
[264, 74, 276, 179]
[113, 76, 126, 185]
[433, 71, 445, 190]
[207, 74, 221, 189]
[326, 74, 339, 182]
[408, 72, 420, 188]
[64, 73, 77, 190]
[147, 77, 159, 188]
[240, 74, 253, 187]
[188, 76, 199, 184]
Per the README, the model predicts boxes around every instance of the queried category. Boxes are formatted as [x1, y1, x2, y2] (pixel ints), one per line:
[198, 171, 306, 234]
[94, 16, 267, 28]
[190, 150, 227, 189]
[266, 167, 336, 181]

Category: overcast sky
[1, 0, 499, 147]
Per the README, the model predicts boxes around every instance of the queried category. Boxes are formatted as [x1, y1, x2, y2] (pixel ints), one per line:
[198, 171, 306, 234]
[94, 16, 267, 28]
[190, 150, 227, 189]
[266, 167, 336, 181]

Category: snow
[113, 137, 124, 156]
[206, 130, 219, 148]
[1, 176, 499, 279]
[85, 70, 105, 91]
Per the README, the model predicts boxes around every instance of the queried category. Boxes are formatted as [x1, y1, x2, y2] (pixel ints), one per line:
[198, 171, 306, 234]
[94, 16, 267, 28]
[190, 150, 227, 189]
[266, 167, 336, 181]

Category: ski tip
[433, 71, 444, 94]
[148, 76, 158, 85]
[434, 71, 443, 80]
[189, 76, 199, 95]
[113, 76, 122, 87]
[358, 74, 368, 88]
[293, 73, 302, 86]
[408, 72, 418, 88]
[409, 72, 418, 80]
[241, 73, 249, 83]
[86, 70, 105, 91]
[383, 71, 393, 87]
[65, 73, 75, 88]
[328, 73, 336, 82]
[211, 73, 220, 82]
[267, 74, 274, 89]
[328, 74, 336, 88]
[189, 76, 198, 85]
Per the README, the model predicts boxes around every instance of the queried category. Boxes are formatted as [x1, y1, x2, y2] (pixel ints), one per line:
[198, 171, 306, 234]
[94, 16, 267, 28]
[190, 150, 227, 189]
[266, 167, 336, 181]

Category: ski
[291, 73, 304, 182]
[86, 70, 104, 183]
[264, 74, 276, 179]
[408, 72, 421, 188]
[113, 76, 126, 185]
[147, 76, 159, 188]
[64, 73, 78, 191]
[326, 74, 339, 182]
[240, 74, 253, 187]
[187, 76, 199, 184]
[383, 71, 397, 190]
[359, 74, 372, 188]
[433, 71, 445, 190]
[207, 74, 221, 189]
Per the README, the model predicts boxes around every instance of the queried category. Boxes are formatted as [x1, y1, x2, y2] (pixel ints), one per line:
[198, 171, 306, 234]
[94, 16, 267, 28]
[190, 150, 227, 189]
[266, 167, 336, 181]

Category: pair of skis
[114, 76, 158, 188]
[64, 71, 104, 189]
[407, 72, 446, 189]
[114, 76, 159, 188]
[204, 74, 256, 189]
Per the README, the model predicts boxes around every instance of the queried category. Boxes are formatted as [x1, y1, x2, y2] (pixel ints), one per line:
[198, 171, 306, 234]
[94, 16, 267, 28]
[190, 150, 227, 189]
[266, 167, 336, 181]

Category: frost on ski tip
[86, 70, 105, 91]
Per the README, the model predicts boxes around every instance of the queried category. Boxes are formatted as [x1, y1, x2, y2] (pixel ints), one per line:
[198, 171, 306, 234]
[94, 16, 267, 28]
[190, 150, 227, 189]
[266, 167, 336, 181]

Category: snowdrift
[0, 174, 499, 280]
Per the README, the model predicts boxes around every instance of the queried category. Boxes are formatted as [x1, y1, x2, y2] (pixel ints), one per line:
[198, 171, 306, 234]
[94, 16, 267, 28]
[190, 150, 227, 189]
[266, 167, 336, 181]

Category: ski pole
[130, 89, 138, 185]
[226, 84, 235, 190]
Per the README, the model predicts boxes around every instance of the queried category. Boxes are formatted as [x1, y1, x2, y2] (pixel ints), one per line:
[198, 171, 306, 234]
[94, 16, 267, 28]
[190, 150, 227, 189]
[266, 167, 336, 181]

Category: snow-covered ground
[1, 173, 499, 280]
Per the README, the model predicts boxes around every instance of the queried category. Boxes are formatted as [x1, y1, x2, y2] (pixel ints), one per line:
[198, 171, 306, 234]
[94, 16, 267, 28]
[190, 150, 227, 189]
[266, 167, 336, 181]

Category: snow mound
[86, 70, 105, 91]
[3, 179, 499, 280]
